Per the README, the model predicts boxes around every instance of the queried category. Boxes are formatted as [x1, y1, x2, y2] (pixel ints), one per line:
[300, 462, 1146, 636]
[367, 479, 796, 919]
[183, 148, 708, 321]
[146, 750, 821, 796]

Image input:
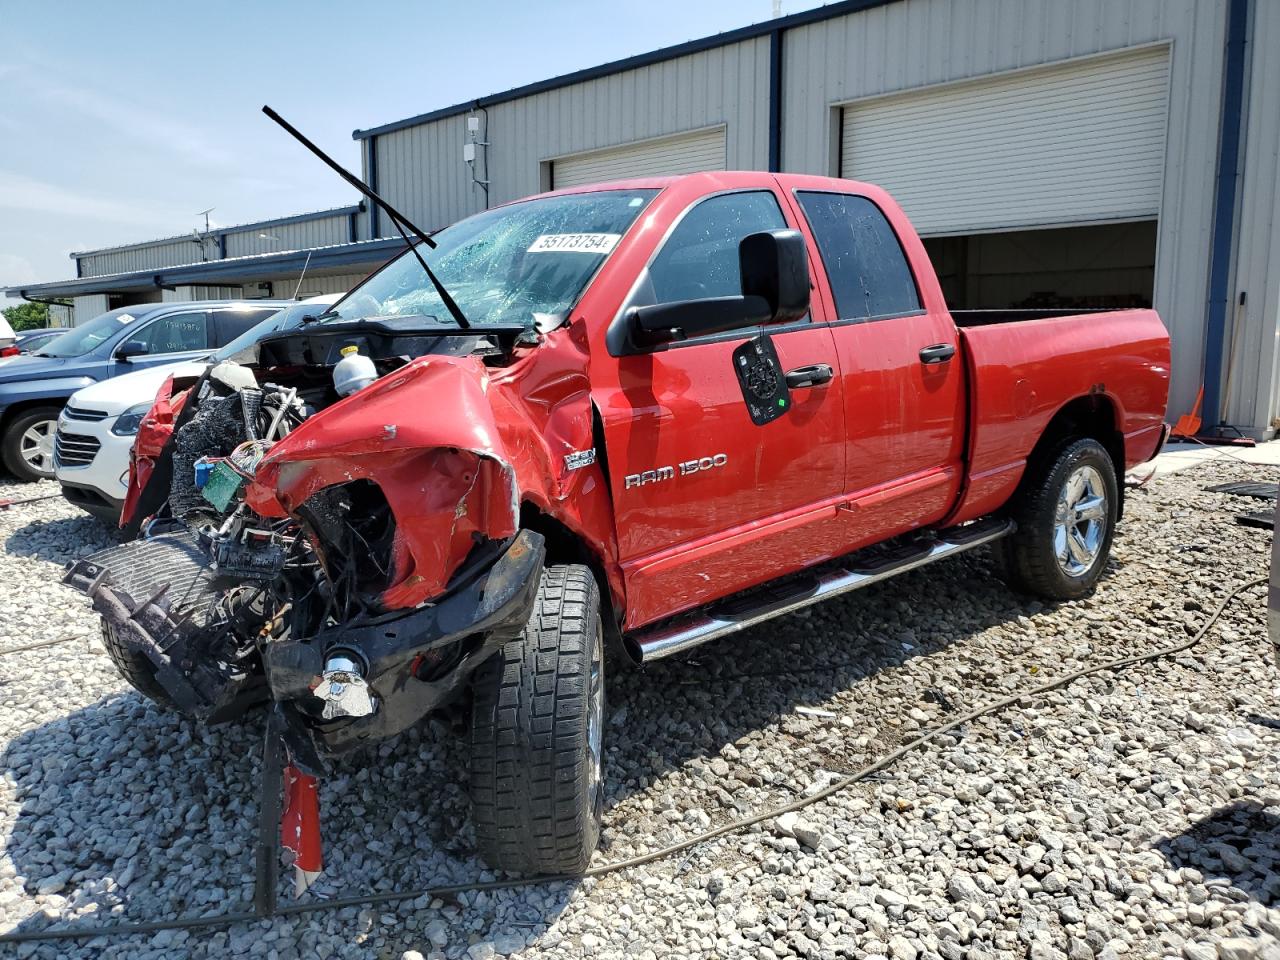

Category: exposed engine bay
[65, 318, 548, 775]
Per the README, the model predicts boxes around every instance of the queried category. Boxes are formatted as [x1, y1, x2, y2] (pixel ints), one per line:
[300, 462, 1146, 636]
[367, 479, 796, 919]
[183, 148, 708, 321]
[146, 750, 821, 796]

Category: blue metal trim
[5, 239, 408, 299]
[768, 29, 783, 172]
[351, 0, 898, 140]
[69, 204, 365, 258]
[217, 233, 227, 259]
[1202, 0, 1249, 430]
[367, 137, 381, 239]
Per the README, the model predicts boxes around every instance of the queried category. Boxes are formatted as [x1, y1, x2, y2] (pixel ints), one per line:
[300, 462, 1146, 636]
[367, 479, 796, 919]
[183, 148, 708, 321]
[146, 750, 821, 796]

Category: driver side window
[649, 192, 788, 304]
[131, 312, 209, 355]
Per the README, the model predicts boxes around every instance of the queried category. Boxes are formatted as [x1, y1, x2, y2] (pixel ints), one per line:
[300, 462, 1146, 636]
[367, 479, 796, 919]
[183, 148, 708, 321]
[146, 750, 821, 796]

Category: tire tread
[470, 564, 602, 874]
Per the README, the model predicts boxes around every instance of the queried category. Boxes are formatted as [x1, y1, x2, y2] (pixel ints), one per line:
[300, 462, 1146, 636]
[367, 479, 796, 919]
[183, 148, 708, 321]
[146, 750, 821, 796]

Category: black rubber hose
[0, 574, 1266, 944]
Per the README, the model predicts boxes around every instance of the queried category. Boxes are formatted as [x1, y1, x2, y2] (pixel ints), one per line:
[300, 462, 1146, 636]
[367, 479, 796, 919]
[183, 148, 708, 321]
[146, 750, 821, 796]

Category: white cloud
[0, 254, 37, 287]
[0, 170, 178, 227]
[10, 72, 236, 170]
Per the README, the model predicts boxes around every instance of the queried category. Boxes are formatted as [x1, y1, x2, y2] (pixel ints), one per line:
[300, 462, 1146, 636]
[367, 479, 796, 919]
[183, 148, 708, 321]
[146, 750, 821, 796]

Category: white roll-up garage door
[840, 46, 1169, 236]
[551, 127, 727, 189]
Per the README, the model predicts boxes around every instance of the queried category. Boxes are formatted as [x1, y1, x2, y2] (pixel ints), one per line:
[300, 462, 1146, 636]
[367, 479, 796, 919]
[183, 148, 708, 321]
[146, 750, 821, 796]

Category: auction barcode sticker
[527, 233, 620, 254]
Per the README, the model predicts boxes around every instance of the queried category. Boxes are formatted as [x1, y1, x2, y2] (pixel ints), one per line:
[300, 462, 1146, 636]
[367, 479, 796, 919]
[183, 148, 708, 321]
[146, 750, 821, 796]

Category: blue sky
[0, 0, 826, 309]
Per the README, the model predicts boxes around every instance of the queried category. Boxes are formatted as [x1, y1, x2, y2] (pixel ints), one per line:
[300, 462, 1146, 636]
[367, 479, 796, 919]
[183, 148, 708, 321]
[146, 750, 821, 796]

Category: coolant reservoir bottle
[333, 345, 377, 397]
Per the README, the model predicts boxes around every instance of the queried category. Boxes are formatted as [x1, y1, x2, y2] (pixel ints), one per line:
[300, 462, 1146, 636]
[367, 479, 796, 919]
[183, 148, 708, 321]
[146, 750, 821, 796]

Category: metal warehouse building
[8, 0, 1277, 439]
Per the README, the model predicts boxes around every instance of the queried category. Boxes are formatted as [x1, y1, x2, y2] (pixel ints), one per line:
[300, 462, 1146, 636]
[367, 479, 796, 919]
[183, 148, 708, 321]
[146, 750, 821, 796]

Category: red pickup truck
[66, 172, 1169, 881]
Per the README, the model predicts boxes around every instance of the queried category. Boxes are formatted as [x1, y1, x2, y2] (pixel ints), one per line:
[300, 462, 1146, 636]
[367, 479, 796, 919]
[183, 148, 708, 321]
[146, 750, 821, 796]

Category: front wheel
[469, 563, 605, 875]
[2, 406, 62, 481]
[1000, 437, 1118, 600]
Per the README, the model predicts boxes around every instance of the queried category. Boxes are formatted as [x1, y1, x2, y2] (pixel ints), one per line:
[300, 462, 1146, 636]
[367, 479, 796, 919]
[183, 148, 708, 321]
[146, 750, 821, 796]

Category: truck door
[594, 189, 847, 629]
[789, 189, 965, 542]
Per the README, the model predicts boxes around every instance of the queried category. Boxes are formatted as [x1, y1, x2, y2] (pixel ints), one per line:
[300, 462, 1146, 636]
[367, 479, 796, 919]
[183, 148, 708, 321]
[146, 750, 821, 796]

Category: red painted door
[789, 188, 966, 542]
[593, 189, 848, 629]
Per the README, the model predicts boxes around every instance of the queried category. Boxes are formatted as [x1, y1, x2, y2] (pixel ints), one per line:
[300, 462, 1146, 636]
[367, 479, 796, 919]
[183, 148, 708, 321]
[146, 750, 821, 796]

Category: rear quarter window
[796, 192, 921, 322]
[213, 308, 280, 346]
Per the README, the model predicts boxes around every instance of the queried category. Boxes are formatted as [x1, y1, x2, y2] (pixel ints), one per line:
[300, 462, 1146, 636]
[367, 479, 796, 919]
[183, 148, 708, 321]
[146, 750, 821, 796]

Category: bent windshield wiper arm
[262, 105, 471, 330]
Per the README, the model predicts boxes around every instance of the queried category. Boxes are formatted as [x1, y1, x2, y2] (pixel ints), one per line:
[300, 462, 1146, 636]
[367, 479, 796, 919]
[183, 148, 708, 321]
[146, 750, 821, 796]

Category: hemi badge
[565, 448, 596, 470]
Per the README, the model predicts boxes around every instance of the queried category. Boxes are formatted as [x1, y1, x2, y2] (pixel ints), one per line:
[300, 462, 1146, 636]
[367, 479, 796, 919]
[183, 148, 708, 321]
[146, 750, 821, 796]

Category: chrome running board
[624, 516, 1015, 665]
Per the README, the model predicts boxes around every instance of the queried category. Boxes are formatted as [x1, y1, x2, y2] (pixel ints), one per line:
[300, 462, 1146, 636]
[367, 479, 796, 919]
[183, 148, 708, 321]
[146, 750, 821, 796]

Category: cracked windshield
[328, 189, 658, 327]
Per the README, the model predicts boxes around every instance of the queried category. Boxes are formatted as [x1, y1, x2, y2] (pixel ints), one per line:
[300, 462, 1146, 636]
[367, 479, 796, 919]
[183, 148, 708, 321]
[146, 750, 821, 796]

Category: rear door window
[130, 311, 210, 354]
[796, 192, 921, 321]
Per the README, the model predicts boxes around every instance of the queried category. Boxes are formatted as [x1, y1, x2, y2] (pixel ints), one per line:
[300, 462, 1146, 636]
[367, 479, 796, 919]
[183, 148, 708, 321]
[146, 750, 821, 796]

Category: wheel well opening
[1023, 394, 1126, 517]
[518, 503, 625, 657]
[1, 398, 66, 434]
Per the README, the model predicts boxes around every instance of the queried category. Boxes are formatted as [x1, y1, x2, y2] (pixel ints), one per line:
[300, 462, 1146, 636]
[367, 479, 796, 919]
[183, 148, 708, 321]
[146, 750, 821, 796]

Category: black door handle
[784, 363, 834, 388]
[919, 343, 956, 364]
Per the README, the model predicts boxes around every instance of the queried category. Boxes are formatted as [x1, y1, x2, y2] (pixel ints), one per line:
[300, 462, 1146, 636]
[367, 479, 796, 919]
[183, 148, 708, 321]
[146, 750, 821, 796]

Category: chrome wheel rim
[587, 621, 605, 817]
[1054, 464, 1107, 577]
[19, 419, 56, 475]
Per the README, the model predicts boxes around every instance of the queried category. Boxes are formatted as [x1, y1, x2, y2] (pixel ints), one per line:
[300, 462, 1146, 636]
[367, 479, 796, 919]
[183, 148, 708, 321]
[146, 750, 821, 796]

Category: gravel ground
[0, 457, 1276, 960]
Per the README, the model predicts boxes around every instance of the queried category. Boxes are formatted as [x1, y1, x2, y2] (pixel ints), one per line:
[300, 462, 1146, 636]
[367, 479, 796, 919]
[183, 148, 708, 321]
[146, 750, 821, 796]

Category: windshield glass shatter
[327, 190, 657, 328]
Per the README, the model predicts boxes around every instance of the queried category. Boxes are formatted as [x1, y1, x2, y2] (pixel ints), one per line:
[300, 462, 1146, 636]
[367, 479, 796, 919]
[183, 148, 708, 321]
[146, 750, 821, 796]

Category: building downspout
[366, 137, 381, 240]
[1201, 0, 1250, 433]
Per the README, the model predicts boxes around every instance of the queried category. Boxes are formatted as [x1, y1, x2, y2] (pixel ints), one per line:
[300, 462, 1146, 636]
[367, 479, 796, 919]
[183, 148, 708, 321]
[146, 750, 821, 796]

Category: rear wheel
[1000, 437, 1118, 600]
[2, 406, 61, 481]
[469, 563, 605, 875]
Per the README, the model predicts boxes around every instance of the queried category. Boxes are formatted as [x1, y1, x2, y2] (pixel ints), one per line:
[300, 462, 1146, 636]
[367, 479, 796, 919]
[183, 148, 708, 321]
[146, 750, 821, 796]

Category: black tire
[100, 621, 179, 711]
[2, 405, 62, 482]
[1000, 437, 1119, 600]
[469, 563, 606, 875]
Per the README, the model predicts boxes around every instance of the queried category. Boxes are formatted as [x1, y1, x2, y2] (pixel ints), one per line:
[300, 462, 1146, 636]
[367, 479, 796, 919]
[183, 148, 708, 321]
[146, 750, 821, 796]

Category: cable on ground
[0, 636, 80, 657]
[0, 574, 1267, 944]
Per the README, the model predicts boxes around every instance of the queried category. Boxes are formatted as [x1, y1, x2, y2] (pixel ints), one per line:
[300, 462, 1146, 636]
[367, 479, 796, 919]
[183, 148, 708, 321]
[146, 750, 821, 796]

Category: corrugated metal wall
[78, 239, 209, 278]
[72, 295, 109, 326]
[371, 36, 772, 232]
[263, 273, 365, 299]
[781, 0, 1229, 429]
[76, 212, 356, 278]
[1227, 0, 1280, 435]
[223, 213, 351, 258]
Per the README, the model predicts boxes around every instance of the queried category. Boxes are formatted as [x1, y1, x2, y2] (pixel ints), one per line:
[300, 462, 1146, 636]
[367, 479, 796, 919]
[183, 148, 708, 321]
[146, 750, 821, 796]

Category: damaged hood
[240, 333, 608, 610]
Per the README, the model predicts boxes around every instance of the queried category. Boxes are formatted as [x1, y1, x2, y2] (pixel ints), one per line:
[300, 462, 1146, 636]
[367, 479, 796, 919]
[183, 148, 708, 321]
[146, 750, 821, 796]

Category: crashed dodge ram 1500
[65, 172, 1170, 882]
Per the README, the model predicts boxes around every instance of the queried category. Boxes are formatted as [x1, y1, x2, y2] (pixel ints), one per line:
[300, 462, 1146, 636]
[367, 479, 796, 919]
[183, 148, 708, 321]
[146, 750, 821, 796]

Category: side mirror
[624, 229, 810, 349]
[116, 340, 147, 360]
[739, 229, 809, 324]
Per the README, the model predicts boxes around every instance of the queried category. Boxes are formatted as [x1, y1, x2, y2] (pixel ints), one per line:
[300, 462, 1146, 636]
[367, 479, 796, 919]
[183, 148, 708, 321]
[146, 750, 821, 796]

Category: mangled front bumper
[65, 529, 545, 768]
[267, 529, 544, 768]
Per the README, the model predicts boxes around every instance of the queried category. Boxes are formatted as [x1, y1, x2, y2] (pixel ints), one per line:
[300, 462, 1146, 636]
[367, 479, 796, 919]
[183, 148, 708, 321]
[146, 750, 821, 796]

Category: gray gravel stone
[0, 458, 1277, 959]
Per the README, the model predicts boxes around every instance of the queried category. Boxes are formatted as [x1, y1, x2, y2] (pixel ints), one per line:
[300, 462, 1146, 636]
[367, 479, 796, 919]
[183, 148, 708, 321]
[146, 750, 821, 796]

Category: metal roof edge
[7, 237, 405, 299]
[351, 0, 894, 140]
[70, 202, 367, 259]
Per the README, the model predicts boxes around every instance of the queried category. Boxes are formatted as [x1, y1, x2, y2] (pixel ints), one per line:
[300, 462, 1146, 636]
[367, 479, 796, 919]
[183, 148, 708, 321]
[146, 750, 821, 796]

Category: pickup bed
[64, 172, 1169, 882]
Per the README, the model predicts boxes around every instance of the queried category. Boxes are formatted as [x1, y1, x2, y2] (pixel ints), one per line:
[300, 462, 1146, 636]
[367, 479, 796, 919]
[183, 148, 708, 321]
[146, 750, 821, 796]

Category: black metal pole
[253, 717, 285, 919]
[261, 105, 436, 250]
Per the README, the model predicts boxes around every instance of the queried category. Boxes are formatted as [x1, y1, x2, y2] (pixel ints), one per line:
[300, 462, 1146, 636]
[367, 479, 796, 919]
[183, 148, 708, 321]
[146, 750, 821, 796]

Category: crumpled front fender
[247, 357, 521, 609]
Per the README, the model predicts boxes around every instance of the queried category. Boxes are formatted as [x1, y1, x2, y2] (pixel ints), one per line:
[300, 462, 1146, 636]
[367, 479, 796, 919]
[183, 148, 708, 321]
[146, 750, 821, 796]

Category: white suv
[56, 295, 339, 523]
